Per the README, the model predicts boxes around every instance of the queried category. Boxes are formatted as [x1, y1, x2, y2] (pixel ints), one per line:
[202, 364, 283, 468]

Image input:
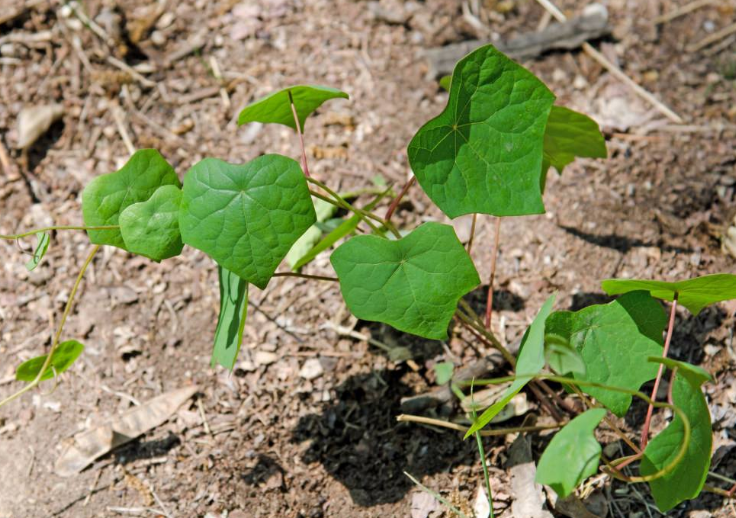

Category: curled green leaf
[237, 85, 349, 132]
[25, 232, 50, 271]
[641, 365, 711, 512]
[15, 340, 85, 382]
[536, 408, 606, 497]
[541, 105, 607, 191]
[212, 266, 248, 370]
[601, 274, 736, 315]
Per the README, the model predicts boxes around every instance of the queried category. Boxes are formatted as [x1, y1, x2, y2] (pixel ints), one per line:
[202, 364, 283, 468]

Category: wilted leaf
[55, 385, 198, 477]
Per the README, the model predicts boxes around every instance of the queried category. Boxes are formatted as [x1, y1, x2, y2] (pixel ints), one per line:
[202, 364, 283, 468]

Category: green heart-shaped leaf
[408, 44, 555, 218]
[179, 154, 316, 289]
[212, 266, 249, 370]
[119, 185, 184, 261]
[536, 408, 607, 497]
[237, 85, 349, 132]
[465, 293, 556, 437]
[330, 222, 480, 340]
[547, 291, 667, 416]
[542, 106, 607, 190]
[25, 232, 50, 271]
[602, 274, 736, 315]
[82, 149, 180, 249]
[16, 340, 85, 381]
[641, 363, 711, 512]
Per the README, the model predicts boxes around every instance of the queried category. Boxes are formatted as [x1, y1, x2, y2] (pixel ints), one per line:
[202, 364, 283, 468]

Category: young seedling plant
[2, 44, 735, 514]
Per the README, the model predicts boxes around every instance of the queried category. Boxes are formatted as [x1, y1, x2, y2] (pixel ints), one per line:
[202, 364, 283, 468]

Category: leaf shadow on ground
[560, 225, 694, 254]
[464, 286, 526, 315]
[291, 367, 483, 506]
[112, 431, 181, 465]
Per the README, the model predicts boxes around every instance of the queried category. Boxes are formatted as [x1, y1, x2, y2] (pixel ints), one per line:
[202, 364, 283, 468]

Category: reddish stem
[484, 217, 502, 329]
[728, 483, 736, 497]
[384, 175, 416, 221]
[640, 293, 679, 450]
[612, 452, 643, 471]
[288, 91, 310, 178]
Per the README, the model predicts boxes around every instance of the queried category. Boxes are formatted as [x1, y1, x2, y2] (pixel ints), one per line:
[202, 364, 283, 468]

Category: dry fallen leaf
[16, 104, 64, 149]
[507, 435, 553, 518]
[410, 490, 438, 518]
[55, 385, 198, 477]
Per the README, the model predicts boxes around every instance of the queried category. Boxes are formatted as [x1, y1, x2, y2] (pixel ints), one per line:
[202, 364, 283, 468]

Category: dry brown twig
[687, 22, 736, 52]
[654, 0, 716, 24]
[533, 0, 684, 124]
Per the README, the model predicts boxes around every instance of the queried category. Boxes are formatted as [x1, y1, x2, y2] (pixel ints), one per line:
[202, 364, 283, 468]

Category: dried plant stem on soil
[534, 0, 684, 124]
[687, 21, 736, 52]
[654, 0, 715, 24]
[396, 413, 561, 436]
[484, 217, 502, 329]
[0, 244, 100, 408]
[640, 293, 678, 450]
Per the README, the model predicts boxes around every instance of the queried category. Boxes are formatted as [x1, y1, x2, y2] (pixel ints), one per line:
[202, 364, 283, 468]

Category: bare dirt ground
[1, 0, 735, 516]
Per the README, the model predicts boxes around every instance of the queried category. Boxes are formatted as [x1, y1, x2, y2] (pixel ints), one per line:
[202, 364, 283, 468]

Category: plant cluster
[2, 44, 736, 513]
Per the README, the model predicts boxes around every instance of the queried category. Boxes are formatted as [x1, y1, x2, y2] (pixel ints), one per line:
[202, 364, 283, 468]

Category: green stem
[471, 380, 495, 518]
[307, 178, 401, 238]
[462, 373, 690, 484]
[0, 225, 118, 240]
[455, 303, 515, 365]
[0, 244, 100, 408]
[272, 272, 338, 282]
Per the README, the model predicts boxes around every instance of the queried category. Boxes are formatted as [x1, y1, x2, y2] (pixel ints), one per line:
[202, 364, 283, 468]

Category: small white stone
[299, 358, 324, 380]
[254, 351, 278, 366]
[704, 344, 721, 357]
